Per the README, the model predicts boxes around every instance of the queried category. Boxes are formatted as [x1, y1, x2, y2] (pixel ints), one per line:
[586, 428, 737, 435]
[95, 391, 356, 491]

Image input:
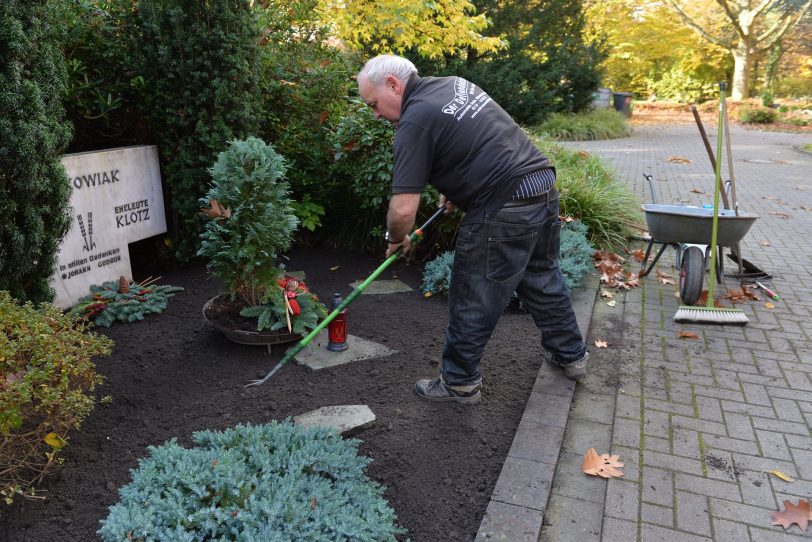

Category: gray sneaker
[560, 352, 589, 381]
[415, 376, 481, 404]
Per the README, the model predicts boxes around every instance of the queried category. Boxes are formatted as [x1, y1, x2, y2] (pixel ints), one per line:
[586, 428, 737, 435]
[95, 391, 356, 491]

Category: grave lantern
[327, 292, 348, 352]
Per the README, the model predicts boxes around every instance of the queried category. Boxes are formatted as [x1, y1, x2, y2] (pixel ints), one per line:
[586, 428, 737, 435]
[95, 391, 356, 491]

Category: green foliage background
[0, 0, 73, 303]
[418, 0, 605, 125]
[132, 0, 264, 260]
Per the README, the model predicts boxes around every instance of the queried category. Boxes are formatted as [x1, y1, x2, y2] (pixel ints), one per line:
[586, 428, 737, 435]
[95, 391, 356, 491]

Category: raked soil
[1, 247, 554, 542]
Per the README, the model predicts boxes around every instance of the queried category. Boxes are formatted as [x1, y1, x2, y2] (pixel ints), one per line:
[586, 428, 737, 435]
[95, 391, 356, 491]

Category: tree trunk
[731, 41, 750, 101]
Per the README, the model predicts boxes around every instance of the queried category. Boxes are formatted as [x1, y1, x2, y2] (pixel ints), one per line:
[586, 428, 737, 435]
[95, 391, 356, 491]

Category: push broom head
[673, 305, 748, 325]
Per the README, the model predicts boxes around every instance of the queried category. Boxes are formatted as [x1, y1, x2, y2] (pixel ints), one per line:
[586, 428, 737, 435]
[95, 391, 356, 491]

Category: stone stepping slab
[348, 279, 413, 295]
[291, 329, 397, 370]
[293, 405, 376, 436]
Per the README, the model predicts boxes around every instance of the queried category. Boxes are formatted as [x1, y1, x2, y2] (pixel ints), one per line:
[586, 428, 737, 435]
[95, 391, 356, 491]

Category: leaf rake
[246, 204, 448, 387]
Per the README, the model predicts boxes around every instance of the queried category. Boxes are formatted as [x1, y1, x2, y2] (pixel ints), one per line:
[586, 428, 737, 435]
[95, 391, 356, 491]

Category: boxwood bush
[98, 421, 405, 541]
[0, 291, 112, 505]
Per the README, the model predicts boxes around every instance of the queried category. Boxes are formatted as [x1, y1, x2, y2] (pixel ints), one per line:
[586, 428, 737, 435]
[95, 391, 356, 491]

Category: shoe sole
[414, 387, 482, 405]
[564, 371, 586, 381]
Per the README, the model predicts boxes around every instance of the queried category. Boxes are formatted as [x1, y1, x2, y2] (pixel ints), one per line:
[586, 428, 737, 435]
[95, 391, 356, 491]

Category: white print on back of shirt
[441, 78, 492, 121]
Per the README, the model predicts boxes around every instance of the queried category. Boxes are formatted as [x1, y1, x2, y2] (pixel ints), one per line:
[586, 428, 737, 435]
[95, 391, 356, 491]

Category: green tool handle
[246, 204, 448, 387]
[706, 81, 726, 308]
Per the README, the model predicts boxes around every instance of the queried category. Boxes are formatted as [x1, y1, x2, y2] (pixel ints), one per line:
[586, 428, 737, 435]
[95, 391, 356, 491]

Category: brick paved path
[542, 123, 812, 541]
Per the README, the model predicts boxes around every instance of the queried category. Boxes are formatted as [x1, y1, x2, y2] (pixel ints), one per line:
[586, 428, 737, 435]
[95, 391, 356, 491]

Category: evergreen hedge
[132, 0, 264, 260]
[98, 421, 405, 541]
[0, 0, 73, 303]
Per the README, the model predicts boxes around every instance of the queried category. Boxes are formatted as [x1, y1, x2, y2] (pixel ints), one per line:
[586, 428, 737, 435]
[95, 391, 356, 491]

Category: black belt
[502, 186, 557, 208]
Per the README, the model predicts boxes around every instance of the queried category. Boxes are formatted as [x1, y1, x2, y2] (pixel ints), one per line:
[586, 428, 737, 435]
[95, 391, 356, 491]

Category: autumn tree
[318, 0, 504, 59]
[666, 0, 812, 100]
[585, 0, 730, 101]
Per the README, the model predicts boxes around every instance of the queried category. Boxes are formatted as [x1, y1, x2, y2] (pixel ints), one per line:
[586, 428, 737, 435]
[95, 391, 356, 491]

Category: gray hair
[359, 55, 418, 86]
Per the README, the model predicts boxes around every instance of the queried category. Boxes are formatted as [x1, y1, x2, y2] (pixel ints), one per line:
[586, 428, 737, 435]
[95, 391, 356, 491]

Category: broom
[245, 204, 447, 387]
[674, 82, 748, 325]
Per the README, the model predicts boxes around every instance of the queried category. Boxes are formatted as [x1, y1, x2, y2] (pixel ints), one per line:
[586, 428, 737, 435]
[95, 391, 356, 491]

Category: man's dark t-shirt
[392, 75, 552, 224]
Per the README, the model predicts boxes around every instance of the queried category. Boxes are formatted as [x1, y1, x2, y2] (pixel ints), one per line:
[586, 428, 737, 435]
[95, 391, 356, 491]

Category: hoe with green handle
[246, 204, 448, 387]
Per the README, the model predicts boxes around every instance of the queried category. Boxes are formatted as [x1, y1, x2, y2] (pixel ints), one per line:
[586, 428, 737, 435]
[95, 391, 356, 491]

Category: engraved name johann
[60, 247, 122, 280]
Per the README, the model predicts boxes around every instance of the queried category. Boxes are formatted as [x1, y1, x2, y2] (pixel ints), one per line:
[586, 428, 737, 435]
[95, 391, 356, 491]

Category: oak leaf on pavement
[770, 499, 810, 531]
[582, 448, 624, 478]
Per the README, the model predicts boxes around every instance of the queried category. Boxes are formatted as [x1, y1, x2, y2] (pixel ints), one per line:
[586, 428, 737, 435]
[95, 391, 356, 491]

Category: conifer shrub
[0, 291, 112, 505]
[198, 137, 327, 332]
[421, 220, 595, 296]
[98, 421, 405, 541]
[70, 278, 183, 327]
[0, 0, 73, 303]
[133, 0, 264, 260]
[421, 251, 455, 296]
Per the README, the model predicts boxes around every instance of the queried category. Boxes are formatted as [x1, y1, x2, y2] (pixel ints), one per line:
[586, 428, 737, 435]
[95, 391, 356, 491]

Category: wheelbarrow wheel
[679, 246, 704, 305]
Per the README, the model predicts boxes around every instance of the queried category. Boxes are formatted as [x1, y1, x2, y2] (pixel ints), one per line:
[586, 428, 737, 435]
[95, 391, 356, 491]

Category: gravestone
[50, 145, 167, 308]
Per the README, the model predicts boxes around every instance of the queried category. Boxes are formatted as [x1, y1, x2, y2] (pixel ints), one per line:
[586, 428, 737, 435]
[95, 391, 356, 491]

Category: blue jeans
[442, 190, 586, 386]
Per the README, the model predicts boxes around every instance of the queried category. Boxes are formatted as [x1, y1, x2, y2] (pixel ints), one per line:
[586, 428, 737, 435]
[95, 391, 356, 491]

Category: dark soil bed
[1, 247, 547, 542]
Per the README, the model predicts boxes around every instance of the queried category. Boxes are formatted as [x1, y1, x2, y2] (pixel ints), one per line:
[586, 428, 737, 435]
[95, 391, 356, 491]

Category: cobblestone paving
[542, 123, 812, 541]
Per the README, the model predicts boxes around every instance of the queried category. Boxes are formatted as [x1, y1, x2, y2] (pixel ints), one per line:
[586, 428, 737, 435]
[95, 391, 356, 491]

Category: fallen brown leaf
[690, 188, 705, 194]
[678, 331, 700, 339]
[200, 199, 232, 220]
[582, 448, 624, 478]
[770, 499, 810, 531]
[657, 269, 675, 285]
[698, 290, 723, 308]
[599, 289, 615, 299]
[631, 248, 646, 262]
[668, 156, 692, 164]
[800, 206, 812, 212]
[721, 287, 758, 304]
[769, 211, 790, 219]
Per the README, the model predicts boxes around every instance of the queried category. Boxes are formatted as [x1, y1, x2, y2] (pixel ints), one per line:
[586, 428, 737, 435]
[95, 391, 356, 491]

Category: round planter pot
[203, 294, 301, 346]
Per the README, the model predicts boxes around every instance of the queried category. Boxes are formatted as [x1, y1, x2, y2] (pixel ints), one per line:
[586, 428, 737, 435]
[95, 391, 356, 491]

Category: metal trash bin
[592, 88, 612, 109]
[613, 91, 633, 117]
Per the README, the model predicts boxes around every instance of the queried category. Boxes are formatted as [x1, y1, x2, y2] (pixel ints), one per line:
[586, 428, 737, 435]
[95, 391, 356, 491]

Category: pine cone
[118, 276, 130, 294]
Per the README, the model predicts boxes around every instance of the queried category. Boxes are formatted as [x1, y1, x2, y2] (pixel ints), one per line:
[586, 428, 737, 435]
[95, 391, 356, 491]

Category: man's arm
[385, 193, 421, 256]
